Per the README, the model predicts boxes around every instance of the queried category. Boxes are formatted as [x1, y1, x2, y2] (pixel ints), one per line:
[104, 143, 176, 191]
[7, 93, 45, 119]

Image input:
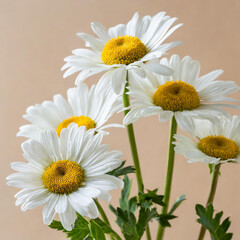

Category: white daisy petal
[77, 33, 105, 52]
[175, 116, 240, 164]
[91, 22, 110, 42]
[143, 62, 173, 76]
[8, 125, 123, 230]
[63, 12, 182, 93]
[124, 54, 240, 132]
[110, 67, 127, 95]
[18, 80, 121, 140]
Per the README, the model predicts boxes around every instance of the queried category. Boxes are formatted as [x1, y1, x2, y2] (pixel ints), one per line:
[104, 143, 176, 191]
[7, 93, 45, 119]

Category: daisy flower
[174, 116, 240, 164]
[62, 12, 183, 94]
[123, 55, 240, 131]
[7, 125, 123, 230]
[17, 79, 122, 140]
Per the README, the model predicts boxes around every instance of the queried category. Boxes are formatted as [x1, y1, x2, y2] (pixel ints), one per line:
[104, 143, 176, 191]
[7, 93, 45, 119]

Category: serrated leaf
[109, 204, 118, 216]
[49, 215, 90, 240]
[138, 189, 165, 207]
[119, 175, 131, 211]
[169, 194, 186, 215]
[136, 207, 158, 238]
[196, 204, 215, 232]
[49, 220, 65, 231]
[196, 203, 233, 240]
[89, 220, 106, 240]
[107, 160, 135, 177]
[129, 196, 138, 213]
[156, 214, 177, 227]
[67, 214, 90, 240]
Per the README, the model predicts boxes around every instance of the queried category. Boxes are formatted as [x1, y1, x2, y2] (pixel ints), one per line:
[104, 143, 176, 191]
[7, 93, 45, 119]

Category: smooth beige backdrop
[1, 0, 240, 239]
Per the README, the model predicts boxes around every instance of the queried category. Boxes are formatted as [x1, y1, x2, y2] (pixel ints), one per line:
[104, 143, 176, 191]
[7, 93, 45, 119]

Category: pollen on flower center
[42, 160, 84, 194]
[56, 116, 96, 136]
[101, 36, 147, 65]
[198, 135, 239, 160]
[153, 81, 200, 111]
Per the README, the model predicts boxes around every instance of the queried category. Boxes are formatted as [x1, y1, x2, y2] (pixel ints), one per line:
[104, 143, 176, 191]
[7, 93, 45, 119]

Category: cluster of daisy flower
[7, 11, 240, 239]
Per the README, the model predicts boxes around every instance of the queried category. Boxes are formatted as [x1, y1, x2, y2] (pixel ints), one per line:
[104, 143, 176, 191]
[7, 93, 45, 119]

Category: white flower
[62, 12, 182, 94]
[7, 125, 123, 230]
[18, 79, 122, 140]
[123, 55, 240, 131]
[174, 116, 240, 164]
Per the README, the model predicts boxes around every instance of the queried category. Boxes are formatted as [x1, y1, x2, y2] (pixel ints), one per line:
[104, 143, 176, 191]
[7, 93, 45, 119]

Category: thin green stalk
[122, 80, 143, 192]
[122, 73, 151, 240]
[95, 200, 111, 226]
[157, 116, 178, 240]
[95, 200, 122, 240]
[197, 163, 221, 240]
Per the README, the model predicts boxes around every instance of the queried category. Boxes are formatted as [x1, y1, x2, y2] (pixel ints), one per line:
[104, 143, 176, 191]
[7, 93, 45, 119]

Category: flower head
[174, 116, 240, 164]
[123, 55, 240, 131]
[7, 125, 123, 230]
[18, 79, 122, 140]
[62, 12, 182, 94]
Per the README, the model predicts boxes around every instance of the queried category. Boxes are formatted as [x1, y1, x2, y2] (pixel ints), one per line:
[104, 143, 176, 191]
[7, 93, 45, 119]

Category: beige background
[1, 0, 240, 239]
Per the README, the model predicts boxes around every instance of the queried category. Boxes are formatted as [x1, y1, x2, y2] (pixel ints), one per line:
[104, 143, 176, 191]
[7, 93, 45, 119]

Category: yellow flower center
[56, 116, 96, 136]
[198, 135, 239, 160]
[42, 160, 84, 194]
[153, 81, 200, 111]
[101, 36, 147, 65]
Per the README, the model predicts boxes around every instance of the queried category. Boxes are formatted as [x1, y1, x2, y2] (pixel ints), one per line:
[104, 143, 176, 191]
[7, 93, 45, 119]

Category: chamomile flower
[62, 12, 182, 94]
[174, 116, 240, 164]
[18, 79, 122, 140]
[123, 55, 240, 131]
[7, 125, 123, 230]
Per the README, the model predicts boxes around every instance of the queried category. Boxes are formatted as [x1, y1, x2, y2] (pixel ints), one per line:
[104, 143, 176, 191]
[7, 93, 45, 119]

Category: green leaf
[119, 175, 132, 211]
[89, 220, 106, 240]
[115, 208, 138, 240]
[168, 194, 186, 215]
[136, 207, 158, 238]
[156, 214, 177, 227]
[129, 196, 138, 213]
[49, 214, 90, 240]
[93, 218, 121, 240]
[138, 189, 165, 207]
[67, 214, 90, 240]
[195, 203, 233, 240]
[107, 160, 135, 177]
[49, 220, 65, 232]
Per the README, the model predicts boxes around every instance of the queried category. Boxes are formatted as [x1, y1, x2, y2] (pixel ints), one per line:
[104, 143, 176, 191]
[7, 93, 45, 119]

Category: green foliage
[49, 220, 65, 231]
[89, 220, 106, 240]
[196, 203, 233, 240]
[169, 194, 186, 215]
[156, 214, 177, 227]
[107, 160, 135, 177]
[109, 175, 180, 239]
[119, 174, 132, 210]
[138, 189, 165, 207]
[49, 214, 121, 240]
[49, 213, 90, 240]
[94, 218, 122, 240]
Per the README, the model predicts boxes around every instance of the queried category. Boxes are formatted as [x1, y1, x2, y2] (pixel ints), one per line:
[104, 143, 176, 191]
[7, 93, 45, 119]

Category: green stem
[122, 79, 143, 192]
[122, 73, 151, 240]
[197, 163, 221, 240]
[95, 200, 122, 240]
[157, 116, 178, 240]
[95, 200, 111, 226]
